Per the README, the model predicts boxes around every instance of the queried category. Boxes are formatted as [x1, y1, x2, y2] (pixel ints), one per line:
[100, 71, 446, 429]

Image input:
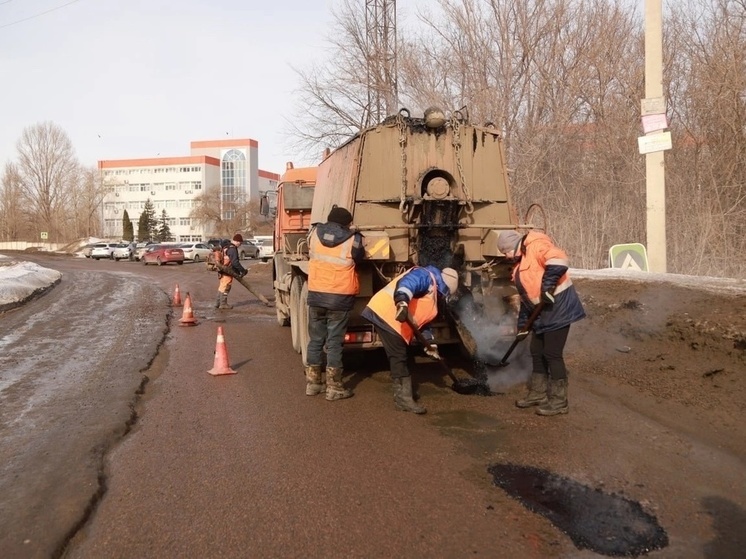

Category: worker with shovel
[362, 266, 459, 414]
[497, 230, 585, 416]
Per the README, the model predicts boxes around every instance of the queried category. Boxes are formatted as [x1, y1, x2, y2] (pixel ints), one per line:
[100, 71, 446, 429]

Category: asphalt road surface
[0, 252, 743, 559]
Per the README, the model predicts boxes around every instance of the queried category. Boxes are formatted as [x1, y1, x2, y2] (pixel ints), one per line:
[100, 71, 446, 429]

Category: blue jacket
[362, 266, 447, 341]
[307, 221, 365, 311]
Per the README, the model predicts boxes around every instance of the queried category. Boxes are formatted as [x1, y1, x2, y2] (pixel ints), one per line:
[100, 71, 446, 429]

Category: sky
[0, 0, 343, 175]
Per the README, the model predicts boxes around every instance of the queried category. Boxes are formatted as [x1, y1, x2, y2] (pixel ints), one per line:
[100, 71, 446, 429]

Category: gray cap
[497, 230, 522, 254]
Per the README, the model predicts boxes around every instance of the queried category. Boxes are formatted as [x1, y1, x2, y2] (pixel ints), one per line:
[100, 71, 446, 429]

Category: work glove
[541, 291, 555, 305]
[516, 330, 530, 342]
[395, 301, 409, 322]
[424, 344, 441, 360]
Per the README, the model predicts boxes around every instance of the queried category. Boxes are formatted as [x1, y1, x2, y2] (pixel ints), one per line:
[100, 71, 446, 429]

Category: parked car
[257, 238, 275, 262]
[141, 245, 185, 266]
[112, 243, 134, 261]
[80, 243, 97, 258]
[179, 242, 212, 262]
[91, 242, 119, 260]
[134, 241, 155, 261]
[239, 240, 260, 260]
[206, 239, 228, 250]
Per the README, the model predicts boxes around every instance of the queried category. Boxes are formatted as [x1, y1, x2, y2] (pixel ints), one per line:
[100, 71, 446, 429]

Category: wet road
[1, 253, 744, 559]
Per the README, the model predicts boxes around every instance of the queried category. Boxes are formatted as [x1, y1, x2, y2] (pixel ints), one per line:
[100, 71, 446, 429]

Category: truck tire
[274, 257, 290, 327]
[290, 276, 303, 353]
[299, 281, 310, 366]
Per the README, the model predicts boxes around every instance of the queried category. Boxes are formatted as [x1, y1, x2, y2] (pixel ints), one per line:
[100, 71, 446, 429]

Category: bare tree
[15, 122, 79, 242]
[285, 0, 386, 161]
[66, 166, 106, 239]
[283, 0, 745, 278]
[0, 162, 30, 241]
[666, 0, 746, 277]
[190, 184, 256, 237]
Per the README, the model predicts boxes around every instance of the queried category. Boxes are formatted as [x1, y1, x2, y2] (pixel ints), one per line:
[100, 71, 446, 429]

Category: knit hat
[327, 206, 353, 226]
[497, 230, 522, 255]
[440, 268, 459, 295]
[232, 233, 244, 243]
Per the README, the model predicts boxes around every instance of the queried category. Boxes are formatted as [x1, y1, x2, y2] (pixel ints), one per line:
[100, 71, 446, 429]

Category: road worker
[497, 230, 585, 416]
[305, 206, 365, 400]
[214, 235, 248, 310]
[362, 266, 459, 414]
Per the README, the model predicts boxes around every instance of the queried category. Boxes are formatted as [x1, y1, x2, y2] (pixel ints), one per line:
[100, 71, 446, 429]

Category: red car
[141, 244, 185, 266]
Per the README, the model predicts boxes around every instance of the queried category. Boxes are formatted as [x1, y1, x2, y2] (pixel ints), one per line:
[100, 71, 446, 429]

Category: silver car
[179, 242, 212, 262]
[112, 243, 135, 261]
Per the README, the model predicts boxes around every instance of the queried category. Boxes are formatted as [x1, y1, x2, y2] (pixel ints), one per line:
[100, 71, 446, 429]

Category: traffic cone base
[208, 326, 237, 376]
[172, 284, 183, 307]
[179, 293, 197, 326]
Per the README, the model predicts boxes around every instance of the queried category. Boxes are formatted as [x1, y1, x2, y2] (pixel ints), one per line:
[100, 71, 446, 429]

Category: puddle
[488, 463, 668, 556]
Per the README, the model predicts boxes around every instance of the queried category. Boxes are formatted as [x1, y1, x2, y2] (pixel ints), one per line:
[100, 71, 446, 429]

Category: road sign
[641, 113, 668, 134]
[609, 243, 649, 272]
[40, 232, 48, 240]
[638, 131, 672, 154]
[641, 96, 666, 116]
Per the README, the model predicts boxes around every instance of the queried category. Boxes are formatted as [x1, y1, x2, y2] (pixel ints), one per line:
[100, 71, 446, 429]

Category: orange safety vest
[513, 231, 572, 304]
[366, 269, 439, 344]
[308, 230, 359, 295]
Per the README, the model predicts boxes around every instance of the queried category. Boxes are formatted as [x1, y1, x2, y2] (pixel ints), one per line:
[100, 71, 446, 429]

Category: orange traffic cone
[172, 284, 183, 307]
[208, 326, 237, 376]
[178, 292, 198, 326]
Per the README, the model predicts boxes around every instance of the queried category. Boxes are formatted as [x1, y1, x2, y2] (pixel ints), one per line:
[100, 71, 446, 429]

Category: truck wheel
[290, 276, 303, 353]
[299, 281, 310, 366]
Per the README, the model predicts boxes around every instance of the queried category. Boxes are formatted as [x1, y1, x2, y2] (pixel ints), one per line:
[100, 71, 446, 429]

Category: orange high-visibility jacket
[512, 231, 571, 304]
[308, 231, 360, 296]
[366, 269, 438, 344]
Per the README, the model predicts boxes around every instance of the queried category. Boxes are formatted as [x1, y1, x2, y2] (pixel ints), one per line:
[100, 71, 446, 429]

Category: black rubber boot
[305, 365, 325, 396]
[536, 378, 569, 416]
[218, 293, 233, 310]
[325, 367, 353, 401]
[393, 376, 426, 414]
[215, 293, 222, 309]
[516, 373, 549, 408]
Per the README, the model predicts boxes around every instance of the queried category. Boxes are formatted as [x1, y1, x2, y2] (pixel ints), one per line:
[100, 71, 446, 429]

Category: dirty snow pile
[0, 254, 62, 309]
[571, 267, 746, 296]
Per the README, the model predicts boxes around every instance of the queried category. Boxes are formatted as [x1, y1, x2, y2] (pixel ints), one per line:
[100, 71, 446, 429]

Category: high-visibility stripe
[308, 231, 359, 295]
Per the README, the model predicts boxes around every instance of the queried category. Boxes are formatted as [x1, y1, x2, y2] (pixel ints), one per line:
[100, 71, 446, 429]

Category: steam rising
[452, 294, 532, 392]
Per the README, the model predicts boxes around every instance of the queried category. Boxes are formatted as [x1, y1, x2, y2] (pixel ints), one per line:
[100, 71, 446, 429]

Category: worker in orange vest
[362, 266, 459, 414]
[497, 230, 585, 416]
[305, 206, 365, 400]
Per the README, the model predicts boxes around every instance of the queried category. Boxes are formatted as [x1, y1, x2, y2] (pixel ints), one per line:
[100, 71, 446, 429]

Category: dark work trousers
[307, 307, 350, 369]
[376, 326, 411, 379]
[530, 325, 571, 380]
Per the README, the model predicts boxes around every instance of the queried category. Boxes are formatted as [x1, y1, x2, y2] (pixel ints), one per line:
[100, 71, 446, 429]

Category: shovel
[403, 312, 483, 395]
[488, 301, 546, 368]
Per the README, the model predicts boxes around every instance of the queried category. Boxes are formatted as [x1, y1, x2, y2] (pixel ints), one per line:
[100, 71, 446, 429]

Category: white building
[98, 138, 279, 241]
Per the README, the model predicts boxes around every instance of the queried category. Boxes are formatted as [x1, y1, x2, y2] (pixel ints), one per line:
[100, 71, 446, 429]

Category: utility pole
[365, 0, 398, 124]
[644, 0, 667, 272]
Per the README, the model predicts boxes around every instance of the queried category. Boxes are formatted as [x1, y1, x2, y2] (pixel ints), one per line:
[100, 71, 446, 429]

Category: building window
[221, 149, 246, 219]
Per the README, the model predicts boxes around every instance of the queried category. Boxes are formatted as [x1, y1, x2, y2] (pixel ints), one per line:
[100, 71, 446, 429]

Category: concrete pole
[645, 0, 666, 272]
